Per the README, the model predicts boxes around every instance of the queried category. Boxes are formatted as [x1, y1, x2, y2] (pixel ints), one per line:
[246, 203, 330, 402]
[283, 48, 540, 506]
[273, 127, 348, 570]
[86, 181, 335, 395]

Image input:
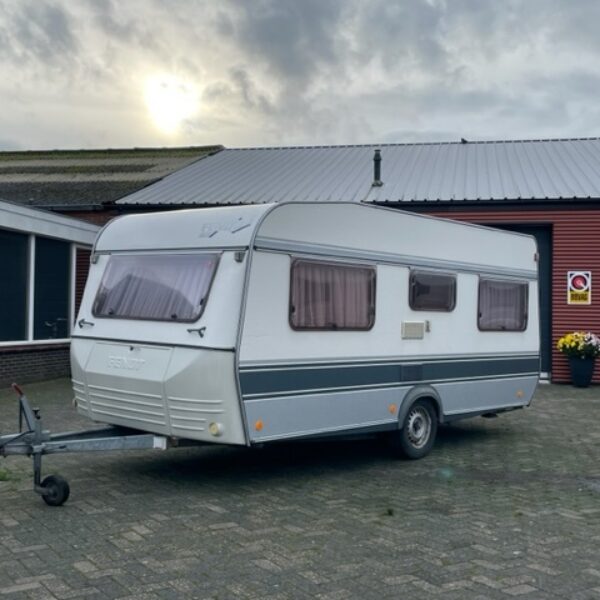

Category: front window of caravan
[93, 253, 220, 322]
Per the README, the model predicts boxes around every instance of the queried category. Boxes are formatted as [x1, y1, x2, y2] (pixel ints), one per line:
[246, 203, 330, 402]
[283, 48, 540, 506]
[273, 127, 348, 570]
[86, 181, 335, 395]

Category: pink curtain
[291, 261, 375, 329]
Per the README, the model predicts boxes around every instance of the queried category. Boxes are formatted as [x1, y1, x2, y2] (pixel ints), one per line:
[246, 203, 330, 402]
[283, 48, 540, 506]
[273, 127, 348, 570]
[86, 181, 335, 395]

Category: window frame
[409, 269, 457, 312]
[477, 277, 529, 332]
[0, 228, 30, 342]
[0, 232, 79, 347]
[288, 258, 377, 332]
[33, 236, 72, 340]
[92, 251, 221, 324]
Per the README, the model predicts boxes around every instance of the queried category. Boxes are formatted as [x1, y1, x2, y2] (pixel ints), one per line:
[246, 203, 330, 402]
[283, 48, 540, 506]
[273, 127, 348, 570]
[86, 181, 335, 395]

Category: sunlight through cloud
[144, 74, 199, 134]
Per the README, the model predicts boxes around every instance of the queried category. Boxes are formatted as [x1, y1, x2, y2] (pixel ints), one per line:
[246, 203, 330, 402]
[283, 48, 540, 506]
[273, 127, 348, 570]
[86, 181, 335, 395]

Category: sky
[1, 0, 600, 151]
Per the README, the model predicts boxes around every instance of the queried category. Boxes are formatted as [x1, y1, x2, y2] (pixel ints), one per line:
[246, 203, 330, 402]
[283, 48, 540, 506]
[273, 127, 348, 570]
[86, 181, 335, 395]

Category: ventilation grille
[401, 321, 426, 340]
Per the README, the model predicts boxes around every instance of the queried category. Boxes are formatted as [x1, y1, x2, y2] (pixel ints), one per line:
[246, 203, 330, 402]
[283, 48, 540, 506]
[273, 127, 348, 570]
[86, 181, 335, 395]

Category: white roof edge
[0, 200, 99, 245]
[94, 203, 274, 252]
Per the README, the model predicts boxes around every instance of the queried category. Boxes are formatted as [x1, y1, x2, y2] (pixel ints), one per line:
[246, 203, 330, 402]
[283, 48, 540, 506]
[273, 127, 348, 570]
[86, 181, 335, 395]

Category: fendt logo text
[107, 356, 146, 371]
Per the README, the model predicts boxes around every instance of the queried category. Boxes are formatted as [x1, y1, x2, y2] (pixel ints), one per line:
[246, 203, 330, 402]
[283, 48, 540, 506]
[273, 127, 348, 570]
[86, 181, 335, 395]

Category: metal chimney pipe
[372, 149, 383, 187]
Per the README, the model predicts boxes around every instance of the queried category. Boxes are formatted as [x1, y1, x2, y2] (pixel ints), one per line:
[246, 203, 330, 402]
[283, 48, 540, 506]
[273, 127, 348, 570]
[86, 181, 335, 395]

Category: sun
[144, 74, 199, 134]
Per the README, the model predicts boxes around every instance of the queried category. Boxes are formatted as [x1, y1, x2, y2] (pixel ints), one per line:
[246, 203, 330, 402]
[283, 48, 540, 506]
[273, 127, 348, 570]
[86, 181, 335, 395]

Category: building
[2, 138, 599, 385]
[0, 200, 98, 386]
[0, 146, 221, 386]
[113, 138, 600, 383]
[0, 145, 222, 225]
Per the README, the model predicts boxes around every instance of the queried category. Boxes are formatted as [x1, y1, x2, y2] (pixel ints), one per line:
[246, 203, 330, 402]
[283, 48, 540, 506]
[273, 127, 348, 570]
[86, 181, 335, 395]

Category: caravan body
[72, 202, 539, 452]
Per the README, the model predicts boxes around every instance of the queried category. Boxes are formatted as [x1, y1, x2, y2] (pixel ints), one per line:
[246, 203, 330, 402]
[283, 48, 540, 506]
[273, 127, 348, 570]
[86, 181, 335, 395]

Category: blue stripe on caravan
[239, 356, 539, 399]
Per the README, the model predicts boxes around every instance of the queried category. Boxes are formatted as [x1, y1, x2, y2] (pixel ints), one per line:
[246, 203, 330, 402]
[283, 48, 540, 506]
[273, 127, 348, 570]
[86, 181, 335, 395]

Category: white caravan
[71, 202, 539, 459]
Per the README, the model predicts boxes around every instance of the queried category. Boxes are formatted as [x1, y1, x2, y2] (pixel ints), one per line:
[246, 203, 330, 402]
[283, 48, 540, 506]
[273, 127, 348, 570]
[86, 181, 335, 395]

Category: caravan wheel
[390, 399, 438, 460]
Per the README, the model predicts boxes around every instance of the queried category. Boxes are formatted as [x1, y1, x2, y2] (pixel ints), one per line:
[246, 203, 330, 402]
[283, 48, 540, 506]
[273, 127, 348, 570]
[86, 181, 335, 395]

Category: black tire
[389, 398, 438, 460]
[41, 475, 70, 507]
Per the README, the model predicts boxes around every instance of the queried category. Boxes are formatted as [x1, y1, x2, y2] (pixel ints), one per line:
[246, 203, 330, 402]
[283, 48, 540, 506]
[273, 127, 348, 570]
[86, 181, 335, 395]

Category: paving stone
[1, 379, 600, 599]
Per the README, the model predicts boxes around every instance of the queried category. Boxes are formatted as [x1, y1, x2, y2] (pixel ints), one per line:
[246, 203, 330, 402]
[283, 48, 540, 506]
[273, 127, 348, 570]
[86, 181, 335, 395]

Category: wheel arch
[398, 385, 443, 427]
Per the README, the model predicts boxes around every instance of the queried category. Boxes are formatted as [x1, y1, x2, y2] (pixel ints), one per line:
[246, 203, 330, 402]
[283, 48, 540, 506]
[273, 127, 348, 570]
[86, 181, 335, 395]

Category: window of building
[0, 230, 28, 342]
[289, 259, 376, 330]
[410, 270, 456, 311]
[0, 231, 76, 344]
[478, 278, 528, 331]
[34, 237, 71, 339]
[93, 253, 220, 322]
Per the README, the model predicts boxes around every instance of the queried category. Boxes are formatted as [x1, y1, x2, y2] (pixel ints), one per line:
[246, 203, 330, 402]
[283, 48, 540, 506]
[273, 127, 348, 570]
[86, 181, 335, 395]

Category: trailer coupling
[0, 384, 178, 506]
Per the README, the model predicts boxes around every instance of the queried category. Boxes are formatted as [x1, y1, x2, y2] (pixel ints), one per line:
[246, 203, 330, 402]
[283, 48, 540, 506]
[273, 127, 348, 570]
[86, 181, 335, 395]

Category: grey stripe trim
[254, 236, 537, 280]
[240, 356, 540, 399]
[243, 372, 538, 400]
[240, 352, 540, 372]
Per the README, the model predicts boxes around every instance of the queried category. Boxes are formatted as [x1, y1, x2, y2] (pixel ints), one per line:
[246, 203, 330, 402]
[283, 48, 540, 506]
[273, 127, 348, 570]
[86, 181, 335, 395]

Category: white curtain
[94, 254, 219, 321]
[291, 261, 375, 329]
[479, 279, 527, 331]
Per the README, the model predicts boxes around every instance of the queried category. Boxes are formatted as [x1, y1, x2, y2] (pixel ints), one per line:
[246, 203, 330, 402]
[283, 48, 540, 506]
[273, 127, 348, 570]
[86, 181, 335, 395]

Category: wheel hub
[406, 407, 432, 448]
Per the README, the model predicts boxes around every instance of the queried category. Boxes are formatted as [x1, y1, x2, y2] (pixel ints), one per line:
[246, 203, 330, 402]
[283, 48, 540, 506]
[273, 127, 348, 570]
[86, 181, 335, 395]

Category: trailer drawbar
[0, 384, 203, 506]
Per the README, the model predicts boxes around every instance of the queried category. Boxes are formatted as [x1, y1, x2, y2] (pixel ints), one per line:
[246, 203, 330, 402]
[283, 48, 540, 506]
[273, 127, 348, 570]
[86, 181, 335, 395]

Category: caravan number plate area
[86, 343, 173, 384]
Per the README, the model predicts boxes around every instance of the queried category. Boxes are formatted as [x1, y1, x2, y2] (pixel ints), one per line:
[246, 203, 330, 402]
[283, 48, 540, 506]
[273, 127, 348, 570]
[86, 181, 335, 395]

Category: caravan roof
[95, 202, 537, 279]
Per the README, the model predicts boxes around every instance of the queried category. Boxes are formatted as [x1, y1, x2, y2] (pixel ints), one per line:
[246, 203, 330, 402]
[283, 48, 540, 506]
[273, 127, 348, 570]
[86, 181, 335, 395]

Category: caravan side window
[478, 278, 528, 331]
[410, 270, 456, 311]
[289, 259, 376, 330]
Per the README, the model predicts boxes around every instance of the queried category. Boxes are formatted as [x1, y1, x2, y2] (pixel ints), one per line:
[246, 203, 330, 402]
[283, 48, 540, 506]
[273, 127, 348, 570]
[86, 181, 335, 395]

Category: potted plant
[557, 331, 600, 387]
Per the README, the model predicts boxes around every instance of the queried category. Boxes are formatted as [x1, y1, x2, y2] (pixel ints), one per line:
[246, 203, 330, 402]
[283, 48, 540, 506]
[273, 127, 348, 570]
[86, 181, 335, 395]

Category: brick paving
[0, 379, 599, 599]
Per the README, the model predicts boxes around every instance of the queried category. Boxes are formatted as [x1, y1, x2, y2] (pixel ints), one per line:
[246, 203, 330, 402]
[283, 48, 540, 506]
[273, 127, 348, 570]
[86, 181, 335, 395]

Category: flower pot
[568, 356, 596, 388]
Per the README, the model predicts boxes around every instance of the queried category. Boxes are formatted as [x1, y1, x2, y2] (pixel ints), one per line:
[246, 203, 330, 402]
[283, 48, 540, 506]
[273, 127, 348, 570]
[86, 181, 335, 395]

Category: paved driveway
[0, 379, 599, 599]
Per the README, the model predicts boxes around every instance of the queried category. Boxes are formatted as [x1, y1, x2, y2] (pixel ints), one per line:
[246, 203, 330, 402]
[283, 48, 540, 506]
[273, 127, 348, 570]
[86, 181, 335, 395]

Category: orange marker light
[516, 390, 524, 398]
[255, 420, 264, 432]
[388, 404, 397, 414]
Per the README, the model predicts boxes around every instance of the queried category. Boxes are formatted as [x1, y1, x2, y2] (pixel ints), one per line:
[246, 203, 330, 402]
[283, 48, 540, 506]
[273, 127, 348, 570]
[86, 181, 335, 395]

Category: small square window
[410, 270, 456, 312]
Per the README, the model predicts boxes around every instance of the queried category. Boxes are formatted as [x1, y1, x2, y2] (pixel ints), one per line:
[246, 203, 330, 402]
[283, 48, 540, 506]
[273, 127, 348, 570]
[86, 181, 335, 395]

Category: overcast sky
[1, 0, 600, 150]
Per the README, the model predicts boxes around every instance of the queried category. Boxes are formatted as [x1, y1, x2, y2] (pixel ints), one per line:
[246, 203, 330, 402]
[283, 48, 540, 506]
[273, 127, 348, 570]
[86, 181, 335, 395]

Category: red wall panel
[425, 208, 600, 383]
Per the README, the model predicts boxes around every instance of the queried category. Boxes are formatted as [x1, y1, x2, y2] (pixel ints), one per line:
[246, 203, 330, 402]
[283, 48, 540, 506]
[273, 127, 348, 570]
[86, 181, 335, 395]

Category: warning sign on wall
[568, 271, 592, 305]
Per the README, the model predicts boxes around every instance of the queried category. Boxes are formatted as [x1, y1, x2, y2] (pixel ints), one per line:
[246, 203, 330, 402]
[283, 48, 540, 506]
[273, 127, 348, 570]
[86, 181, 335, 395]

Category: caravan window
[478, 278, 528, 331]
[290, 259, 376, 330]
[93, 253, 220, 322]
[410, 270, 456, 311]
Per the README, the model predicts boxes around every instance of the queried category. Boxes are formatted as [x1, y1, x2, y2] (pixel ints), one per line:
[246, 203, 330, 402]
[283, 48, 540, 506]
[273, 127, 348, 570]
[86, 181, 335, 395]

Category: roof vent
[372, 149, 383, 187]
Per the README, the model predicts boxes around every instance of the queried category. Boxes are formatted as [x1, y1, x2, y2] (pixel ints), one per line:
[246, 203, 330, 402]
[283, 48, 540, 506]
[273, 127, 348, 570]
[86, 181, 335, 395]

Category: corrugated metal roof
[115, 138, 600, 206]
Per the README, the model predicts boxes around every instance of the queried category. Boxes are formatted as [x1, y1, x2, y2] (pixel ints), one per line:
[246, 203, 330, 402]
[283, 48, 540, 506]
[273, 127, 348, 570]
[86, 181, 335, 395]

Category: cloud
[1, 0, 600, 150]
[0, 1, 78, 67]
[223, 0, 347, 84]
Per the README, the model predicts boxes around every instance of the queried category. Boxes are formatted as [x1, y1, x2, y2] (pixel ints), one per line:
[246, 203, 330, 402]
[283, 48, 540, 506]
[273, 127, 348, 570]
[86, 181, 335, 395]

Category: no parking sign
[567, 271, 592, 305]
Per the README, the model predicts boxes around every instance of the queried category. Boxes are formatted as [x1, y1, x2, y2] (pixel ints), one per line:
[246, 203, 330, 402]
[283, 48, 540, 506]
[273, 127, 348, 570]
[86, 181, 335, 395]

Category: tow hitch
[0, 383, 184, 506]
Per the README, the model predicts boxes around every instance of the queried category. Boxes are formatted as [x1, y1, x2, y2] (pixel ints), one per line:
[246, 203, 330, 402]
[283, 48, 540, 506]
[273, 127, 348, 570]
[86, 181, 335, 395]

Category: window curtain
[94, 254, 219, 321]
[479, 279, 527, 330]
[291, 261, 374, 329]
